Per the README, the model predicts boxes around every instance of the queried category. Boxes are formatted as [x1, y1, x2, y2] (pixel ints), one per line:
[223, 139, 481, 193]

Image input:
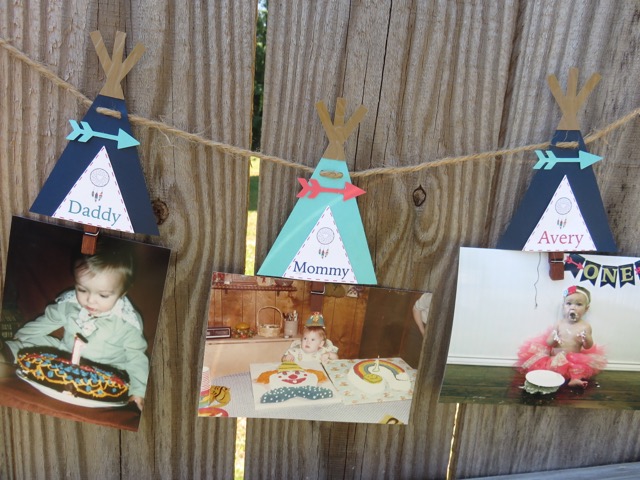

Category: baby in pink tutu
[517, 285, 606, 388]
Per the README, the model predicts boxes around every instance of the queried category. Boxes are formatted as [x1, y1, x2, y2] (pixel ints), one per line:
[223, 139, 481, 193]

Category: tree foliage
[252, 0, 267, 151]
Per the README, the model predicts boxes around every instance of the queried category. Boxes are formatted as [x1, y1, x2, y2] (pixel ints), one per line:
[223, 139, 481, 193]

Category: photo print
[441, 247, 640, 410]
[0, 217, 171, 431]
[198, 273, 428, 424]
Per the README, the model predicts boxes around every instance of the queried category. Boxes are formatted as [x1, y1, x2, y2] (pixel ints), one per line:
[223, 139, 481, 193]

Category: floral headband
[563, 285, 591, 305]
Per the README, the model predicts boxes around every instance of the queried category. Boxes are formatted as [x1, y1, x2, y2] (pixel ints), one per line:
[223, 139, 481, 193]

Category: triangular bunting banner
[619, 264, 636, 287]
[562, 253, 640, 289]
[564, 253, 585, 277]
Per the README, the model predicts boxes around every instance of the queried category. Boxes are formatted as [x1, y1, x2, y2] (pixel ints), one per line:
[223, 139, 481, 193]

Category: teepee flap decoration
[522, 175, 595, 251]
[497, 68, 616, 254]
[30, 31, 159, 237]
[258, 98, 377, 285]
[283, 206, 357, 283]
[51, 146, 134, 232]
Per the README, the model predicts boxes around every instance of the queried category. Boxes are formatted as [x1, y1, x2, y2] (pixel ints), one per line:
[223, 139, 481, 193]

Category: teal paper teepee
[258, 98, 377, 285]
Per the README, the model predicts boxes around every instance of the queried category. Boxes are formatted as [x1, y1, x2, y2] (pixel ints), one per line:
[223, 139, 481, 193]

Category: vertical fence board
[0, 1, 256, 479]
[0, 3, 124, 479]
[252, 1, 520, 479]
[456, 2, 640, 477]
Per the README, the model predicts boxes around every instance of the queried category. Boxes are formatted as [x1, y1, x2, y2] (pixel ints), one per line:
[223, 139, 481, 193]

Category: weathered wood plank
[456, 2, 640, 477]
[0, 1, 255, 478]
[0, 3, 125, 479]
[121, 1, 255, 478]
[252, 0, 521, 478]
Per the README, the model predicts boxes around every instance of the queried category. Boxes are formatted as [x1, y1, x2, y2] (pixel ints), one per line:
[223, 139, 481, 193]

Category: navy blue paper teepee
[30, 31, 158, 236]
[497, 69, 616, 253]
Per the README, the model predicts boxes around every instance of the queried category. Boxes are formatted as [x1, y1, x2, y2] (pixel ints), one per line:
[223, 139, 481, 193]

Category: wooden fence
[1, 1, 640, 478]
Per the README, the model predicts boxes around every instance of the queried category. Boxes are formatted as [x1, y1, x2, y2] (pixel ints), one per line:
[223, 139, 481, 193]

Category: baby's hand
[320, 353, 330, 363]
[578, 330, 587, 344]
[552, 329, 562, 345]
[129, 395, 144, 411]
[282, 354, 294, 362]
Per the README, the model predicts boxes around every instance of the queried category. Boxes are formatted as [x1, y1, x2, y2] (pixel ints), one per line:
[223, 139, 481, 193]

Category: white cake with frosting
[347, 358, 412, 394]
[250, 361, 341, 409]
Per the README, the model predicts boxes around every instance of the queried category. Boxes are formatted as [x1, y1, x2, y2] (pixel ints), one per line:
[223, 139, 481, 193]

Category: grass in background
[234, 416, 247, 479]
[244, 156, 260, 276]
[235, 156, 260, 479]
[235, 1, 267, 475]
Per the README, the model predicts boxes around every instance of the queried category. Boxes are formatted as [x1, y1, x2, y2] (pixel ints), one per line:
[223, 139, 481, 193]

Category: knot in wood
[412, 185, 426, 207]
[152, 199, 169, 225]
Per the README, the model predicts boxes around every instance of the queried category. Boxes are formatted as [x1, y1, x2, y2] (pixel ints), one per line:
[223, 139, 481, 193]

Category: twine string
[1, 37, 638, 178]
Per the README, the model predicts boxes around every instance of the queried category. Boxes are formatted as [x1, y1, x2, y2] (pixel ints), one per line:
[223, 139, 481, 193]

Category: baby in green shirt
[2, 241, 148, 410]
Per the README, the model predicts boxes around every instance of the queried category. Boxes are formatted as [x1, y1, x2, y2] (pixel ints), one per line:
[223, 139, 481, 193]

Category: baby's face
[301, 330, 325, 353]
[563, 292, 589, 322]
[75, 269, 125, 316]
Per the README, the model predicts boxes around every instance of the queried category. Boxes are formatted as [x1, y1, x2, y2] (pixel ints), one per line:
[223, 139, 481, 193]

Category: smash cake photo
[0, 217, 171, 431]
[440, 247, 640, 411]
[197, 273, 427, 423]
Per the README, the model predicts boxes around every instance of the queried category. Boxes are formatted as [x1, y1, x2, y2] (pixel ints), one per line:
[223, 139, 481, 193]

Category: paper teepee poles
[30, 31, 159, 237]
[258, 98, 377, 285]
[497, 68, 616, 253]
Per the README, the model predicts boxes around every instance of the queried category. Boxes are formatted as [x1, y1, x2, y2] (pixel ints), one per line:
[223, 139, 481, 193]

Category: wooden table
[0, 375, 142, 431]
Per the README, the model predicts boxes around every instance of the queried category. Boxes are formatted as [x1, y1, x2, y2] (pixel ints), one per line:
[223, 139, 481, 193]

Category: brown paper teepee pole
[315, 98, 367, 161]
[547, 67, 601, 132]
[90, 31, 145, 100]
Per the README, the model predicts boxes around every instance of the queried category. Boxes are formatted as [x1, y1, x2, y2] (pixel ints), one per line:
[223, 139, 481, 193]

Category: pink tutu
[516, 328, 607, 381]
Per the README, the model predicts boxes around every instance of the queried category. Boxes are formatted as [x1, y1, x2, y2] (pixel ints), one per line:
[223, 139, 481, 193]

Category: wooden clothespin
[81, 225, 100, 255]
[548, 252, 564, 280]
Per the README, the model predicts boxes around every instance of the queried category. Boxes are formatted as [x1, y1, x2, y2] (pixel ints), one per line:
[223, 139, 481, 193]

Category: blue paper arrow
[533, 150, 602, 170]
[66, 120, 140, 149]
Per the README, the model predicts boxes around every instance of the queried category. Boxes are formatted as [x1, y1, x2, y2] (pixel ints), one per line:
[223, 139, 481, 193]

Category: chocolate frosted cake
[16, 348, 129, 403]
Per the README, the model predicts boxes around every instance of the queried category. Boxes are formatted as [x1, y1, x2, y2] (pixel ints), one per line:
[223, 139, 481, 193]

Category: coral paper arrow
[66, 120, 140, 149]
[297, 178, 366, 201]
[533, 149, 602, 170]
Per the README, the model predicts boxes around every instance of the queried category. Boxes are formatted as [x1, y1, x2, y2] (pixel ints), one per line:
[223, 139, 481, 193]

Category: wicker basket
[257, 306, 283, 338]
